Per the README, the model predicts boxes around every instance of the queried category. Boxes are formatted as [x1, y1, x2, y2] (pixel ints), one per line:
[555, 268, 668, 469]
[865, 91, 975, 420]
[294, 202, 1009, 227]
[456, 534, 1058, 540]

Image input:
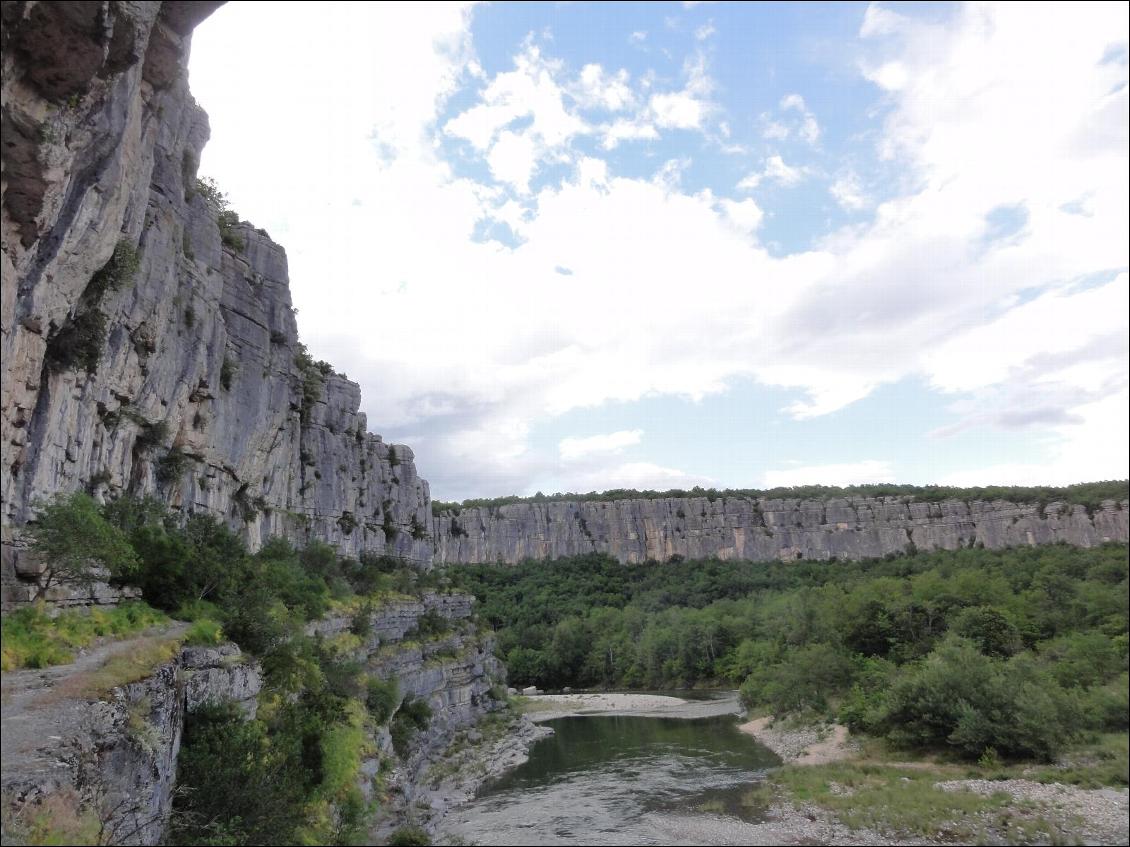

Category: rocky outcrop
[0, 635, 260, 845]
[303, 590, 526, 839]
[1, 0, 433, 590]
[434, 496, 1130, 564]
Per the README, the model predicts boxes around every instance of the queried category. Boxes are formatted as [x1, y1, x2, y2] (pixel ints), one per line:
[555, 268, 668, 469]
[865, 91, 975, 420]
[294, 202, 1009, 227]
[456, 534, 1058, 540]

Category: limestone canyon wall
[433, 495, 1129, 564]
[1, 1, 433, 579]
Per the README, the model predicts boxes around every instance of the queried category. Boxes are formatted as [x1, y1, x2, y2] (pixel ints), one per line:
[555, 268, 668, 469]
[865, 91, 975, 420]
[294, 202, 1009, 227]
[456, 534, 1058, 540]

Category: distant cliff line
[433, 491, 1129, 565]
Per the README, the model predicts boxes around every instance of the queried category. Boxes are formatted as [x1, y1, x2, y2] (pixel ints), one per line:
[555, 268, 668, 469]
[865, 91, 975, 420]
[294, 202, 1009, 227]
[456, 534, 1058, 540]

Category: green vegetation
[0, 789, 101, 846]
[432, 479, 1128, 514]
[21, 493, 140, 602]
[43, 240, 140, 375]
[450, 543, 1128, 763]
[85, 240, 141, 300]
[220, 355, 236, 391]
[43, 308, 108, 375]
[21, 494, 448, 844]
[156, 448, 191, 485]
[294, 343, 333, 425]
[387, 825, 431, 845]
[770, 763, 1036, 842]
[195, 176, 245, 251]
[0, 601, 166, 671]
[390, 696, 433, 758]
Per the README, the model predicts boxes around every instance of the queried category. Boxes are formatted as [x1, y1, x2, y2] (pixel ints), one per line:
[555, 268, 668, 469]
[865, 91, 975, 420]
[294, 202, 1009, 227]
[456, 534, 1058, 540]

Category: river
[440, 709, 781, 845]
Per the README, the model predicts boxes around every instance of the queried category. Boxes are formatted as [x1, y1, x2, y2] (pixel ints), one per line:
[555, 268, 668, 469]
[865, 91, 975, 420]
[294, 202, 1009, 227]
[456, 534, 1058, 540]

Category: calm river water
[440, 713, 781, 845]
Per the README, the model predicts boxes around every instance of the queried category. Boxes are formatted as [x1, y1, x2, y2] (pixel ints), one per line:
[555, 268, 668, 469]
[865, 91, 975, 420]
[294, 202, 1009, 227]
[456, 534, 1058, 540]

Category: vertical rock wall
[1, 1, 434, 587]
[433, 495, 1129, 565]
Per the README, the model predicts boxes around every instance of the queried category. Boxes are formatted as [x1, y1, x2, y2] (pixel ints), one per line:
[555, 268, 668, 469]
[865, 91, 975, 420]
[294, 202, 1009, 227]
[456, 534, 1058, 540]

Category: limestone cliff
[433, 495, 1130, 565]
[1, 1, 433, 584]
[0, 633, 262, 845]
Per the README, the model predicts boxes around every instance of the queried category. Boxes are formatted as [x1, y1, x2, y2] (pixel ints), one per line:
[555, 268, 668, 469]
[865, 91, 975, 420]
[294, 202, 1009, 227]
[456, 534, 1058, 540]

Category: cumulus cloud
[559, 429, 644, 461]
[762, 460, 896, 488]
[191, 2, 1129, 498]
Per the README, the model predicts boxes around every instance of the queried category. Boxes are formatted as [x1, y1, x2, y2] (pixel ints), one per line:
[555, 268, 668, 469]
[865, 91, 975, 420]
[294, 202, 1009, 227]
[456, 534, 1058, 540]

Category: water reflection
[442, 715, 780, 846]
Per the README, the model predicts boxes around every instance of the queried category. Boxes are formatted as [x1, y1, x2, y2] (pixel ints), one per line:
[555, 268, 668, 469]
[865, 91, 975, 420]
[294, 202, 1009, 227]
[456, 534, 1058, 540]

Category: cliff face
[0, 633, 262, 846]
[434, 496, 1130, 565]
[1, 1, 433, 573]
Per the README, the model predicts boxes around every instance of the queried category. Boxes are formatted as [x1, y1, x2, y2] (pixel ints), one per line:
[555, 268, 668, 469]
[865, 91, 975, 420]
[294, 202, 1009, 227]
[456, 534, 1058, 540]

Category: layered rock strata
[433, 496, 1129, 565]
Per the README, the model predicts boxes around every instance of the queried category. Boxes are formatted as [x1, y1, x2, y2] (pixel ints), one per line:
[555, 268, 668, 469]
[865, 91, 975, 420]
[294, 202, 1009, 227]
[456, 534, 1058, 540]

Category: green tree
[24, 493, 138, 600]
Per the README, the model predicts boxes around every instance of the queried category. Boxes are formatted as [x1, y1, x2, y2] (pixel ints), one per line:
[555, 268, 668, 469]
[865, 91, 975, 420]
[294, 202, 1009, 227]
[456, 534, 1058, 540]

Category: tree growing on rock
[24, 492, 139, 600]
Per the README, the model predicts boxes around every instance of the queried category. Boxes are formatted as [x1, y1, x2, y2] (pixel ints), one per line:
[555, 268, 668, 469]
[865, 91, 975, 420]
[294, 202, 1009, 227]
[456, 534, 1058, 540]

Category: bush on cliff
[24, 492, 140, 601]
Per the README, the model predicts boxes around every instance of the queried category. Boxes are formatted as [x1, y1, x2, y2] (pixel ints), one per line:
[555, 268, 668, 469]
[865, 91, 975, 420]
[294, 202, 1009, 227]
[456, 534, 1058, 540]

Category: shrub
[388, 826, 432, 846]
[184, 618, 224, 646]
[366, 677, 399, 724]
[406, 609, 449, 640]
[951, 605, 1022, 657]
[86, 240, 141, 300]
[22, 493, 140, 601]
[872, 636, 1079, 760]
[172, 704, 309, 845]
[44, 308, 107, 374]
[220, 356, 236, 390]
[156, 448, 190, 485]
[134, 418, 169, 451]
[337, 511, 358, 535]
[218, 209, 245, 250]
[739, 644, 856, 715]
[390, 696, 433, 757]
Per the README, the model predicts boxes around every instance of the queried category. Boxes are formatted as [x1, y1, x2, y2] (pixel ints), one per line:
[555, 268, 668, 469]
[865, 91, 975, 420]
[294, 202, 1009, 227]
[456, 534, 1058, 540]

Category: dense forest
[431, 479, 1129, 514]
[450, 544, 1129, 762]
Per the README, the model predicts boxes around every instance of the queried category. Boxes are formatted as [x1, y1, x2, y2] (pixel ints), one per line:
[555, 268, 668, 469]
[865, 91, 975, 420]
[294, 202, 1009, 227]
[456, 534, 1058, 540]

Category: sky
[188, 1, 1129, 502]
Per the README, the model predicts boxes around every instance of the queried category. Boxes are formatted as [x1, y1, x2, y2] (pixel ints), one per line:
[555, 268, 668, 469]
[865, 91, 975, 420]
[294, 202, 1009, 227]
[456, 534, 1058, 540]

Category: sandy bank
[738, 716, 856, 765]
[523, 691, 742, 722]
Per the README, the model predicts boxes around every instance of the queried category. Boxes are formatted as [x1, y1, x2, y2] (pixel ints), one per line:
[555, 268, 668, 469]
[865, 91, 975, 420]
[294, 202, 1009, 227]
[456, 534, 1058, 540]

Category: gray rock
[1, 0, 433, 596]
[433, 496, 1129, 564]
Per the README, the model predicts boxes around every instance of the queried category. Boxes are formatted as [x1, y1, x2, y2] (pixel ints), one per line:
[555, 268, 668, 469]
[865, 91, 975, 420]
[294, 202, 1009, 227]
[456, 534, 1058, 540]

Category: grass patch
[1, 602, 167, 671]
[0, 789, 101, 846]
[772, 762, 1016, 841]
[992, 733, 1129, 788]
[53, 635, 183, 700]
[183, 618, 225, 647]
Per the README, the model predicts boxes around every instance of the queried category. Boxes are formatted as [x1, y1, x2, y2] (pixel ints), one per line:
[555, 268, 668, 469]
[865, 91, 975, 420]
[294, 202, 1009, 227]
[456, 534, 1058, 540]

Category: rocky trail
[1, 622, 188, 800]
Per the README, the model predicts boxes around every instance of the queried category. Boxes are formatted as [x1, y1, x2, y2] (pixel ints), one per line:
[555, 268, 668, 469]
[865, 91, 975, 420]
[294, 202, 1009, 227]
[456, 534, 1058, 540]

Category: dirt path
[1, 622, 187, 797]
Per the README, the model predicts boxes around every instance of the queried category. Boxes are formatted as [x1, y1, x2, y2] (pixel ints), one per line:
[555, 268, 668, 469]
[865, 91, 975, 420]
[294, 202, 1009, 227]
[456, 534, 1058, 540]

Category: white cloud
[647, 54, 715, 130]
[575, 63, 635, 111]
[487, 130, 539, 193]
[762, 460, 896, 488]
[559, 429, 643, 461]
[629, 30, 647, 44]
[650, 91, 707, 129]
[719, 198, 764, 233]
[829, 171, 868, 210]
[695, 23, 716, 41]
[779, 92, 820, 144]
[190, 3, 1129, 498]
[566, 462, 715, 492]
[600, 118, 660, 149]
[738, 155, 807, 189]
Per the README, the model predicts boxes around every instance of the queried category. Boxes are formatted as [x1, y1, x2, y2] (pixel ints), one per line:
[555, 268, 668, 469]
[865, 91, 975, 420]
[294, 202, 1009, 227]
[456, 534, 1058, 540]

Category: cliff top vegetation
[432, 480, 1129, 515]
